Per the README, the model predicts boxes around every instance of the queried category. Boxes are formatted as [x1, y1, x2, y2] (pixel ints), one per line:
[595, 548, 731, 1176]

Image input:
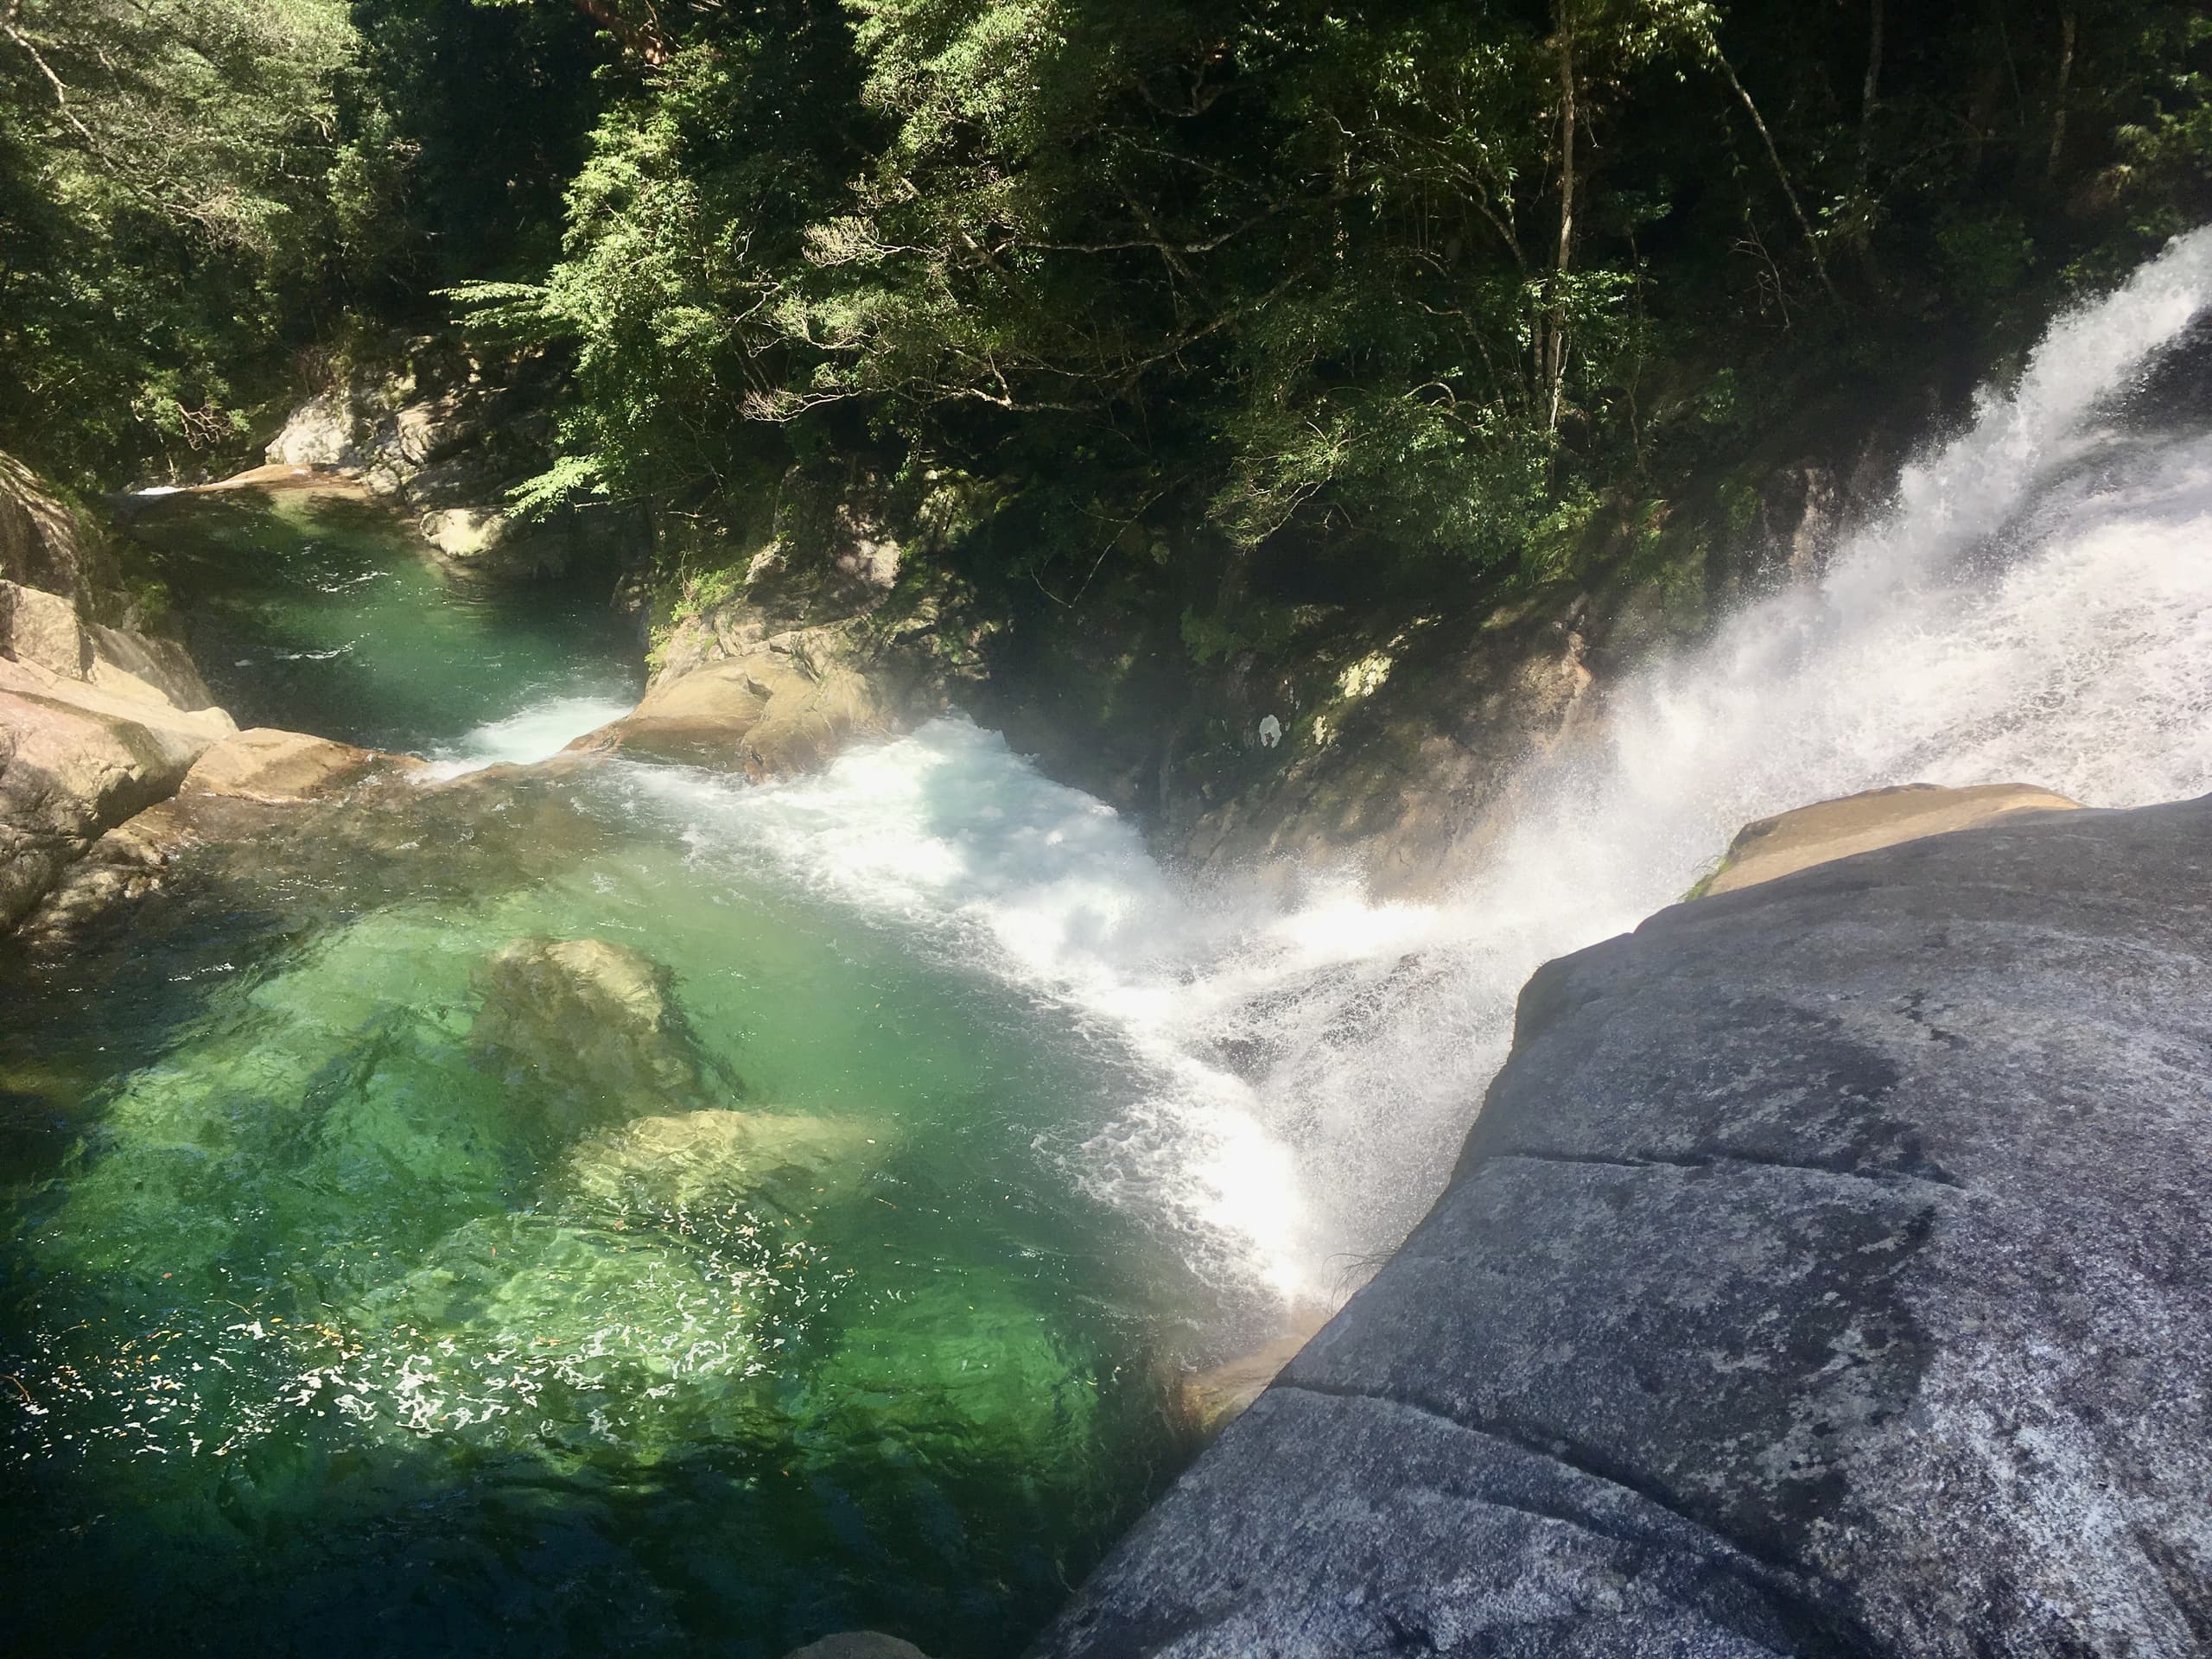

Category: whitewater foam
[612, 226, 2212, 1309]
[422, 694, 636, 778]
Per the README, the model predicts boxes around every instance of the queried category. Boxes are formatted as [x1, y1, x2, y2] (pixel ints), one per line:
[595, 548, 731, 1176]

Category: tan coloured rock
[1702, 782, 2082, 897]
[418, 505, 505, 559]
[3, 577, 220, 711]
[0, 450, 109, 600]
[182, 727, 421, 802]
[570, 634, 891, 779]
[195, 461, 372, 501]
[566, 1109, 880, 1213]
[0, 451, 240, 931]
[0, 656, 236, 928]
[264, 385, 368, 470]
[0, 580, 90, 677]
[1173, 1306, 1332, 1439]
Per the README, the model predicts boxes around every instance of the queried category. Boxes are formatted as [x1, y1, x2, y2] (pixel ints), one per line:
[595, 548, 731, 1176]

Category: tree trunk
[1858, 0, 1885, 184]
[1548, 28, 1576, 434]
[1709, 38, 1841, 305]
[2046, 11, 2076, 181]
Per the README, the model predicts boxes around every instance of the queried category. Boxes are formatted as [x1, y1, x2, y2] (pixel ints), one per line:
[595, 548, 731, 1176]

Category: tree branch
[1706, 36, 1842, 305]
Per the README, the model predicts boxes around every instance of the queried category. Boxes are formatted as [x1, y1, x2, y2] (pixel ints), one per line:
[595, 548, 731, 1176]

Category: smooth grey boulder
[1033, 794, 2212, 1658]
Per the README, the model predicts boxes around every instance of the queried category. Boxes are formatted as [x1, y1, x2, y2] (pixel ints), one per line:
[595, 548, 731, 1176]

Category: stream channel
[0, 487, 1215, 1658]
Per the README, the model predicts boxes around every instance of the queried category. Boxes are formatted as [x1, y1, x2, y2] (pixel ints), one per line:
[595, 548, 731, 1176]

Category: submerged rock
[471, 938, 718, 1131]
[1035, 793, 2212, 1657]
[564, 1108, 877, 1213]
[1699, 780, 2082, 896]
[784, 1636, 932, 1659]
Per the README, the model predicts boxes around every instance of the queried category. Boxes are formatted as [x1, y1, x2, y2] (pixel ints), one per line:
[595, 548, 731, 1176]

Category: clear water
[0, 499, 1215, 1658]
[121, 487, 641, 764]
[7, 228, 2212, 1659]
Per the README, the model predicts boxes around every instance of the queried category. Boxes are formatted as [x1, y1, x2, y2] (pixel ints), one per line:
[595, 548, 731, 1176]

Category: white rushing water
[423, 694, 637, 778]
[602, 228, 2212, 1311]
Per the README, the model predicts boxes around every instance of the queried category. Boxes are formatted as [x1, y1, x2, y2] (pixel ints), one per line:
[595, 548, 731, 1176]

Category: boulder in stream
[183, 726, 426, 802]
[565, 464, 987, 780]
[569, 634, 893, 779]
[471, 938, 720, 1132]
[1034, 791, 2212, 1658]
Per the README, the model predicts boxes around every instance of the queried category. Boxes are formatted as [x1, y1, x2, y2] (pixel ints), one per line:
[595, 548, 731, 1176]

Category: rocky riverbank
[1030, 791, 2212, 1657]
[0, 451, 238, 928]
[261, 336, 646, 583]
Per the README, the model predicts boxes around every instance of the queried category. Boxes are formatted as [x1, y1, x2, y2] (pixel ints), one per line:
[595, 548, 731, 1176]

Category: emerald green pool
[120, 486, 643, 760]
[0, 494, 1230, 1658]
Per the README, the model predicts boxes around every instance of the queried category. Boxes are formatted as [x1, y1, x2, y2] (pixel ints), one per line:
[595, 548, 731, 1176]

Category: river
[3, 228, 2210, 1656]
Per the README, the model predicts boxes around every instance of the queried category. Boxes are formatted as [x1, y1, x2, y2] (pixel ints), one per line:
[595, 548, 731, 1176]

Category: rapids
[677, 225, 2212, 1303]
[2, 226, 2209, 1656]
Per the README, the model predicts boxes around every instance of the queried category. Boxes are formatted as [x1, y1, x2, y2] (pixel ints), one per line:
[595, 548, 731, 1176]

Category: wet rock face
[1170, 601, 1605, 900]
[784, 1636, 932, 1659]
[1034, 795, 2212, 1658]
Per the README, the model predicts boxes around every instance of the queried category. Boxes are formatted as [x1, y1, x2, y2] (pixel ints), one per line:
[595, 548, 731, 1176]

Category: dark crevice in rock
[1277, 1379, 1755, 1561]
[1472, 1146, 1968, 1193]
[1274, 1382, 1878, 1658]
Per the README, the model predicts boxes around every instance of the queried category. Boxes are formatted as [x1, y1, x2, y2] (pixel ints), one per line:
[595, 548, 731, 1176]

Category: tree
[0, 0, 355, 480]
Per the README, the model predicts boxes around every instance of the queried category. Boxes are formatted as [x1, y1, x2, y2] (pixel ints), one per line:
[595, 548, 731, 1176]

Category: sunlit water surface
[0, 497, 1209, 1658]
[7, 227, 2212, 1656]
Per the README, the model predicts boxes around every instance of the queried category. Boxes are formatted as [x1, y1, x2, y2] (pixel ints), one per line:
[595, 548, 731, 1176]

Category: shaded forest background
[3, 0, 2208, 676]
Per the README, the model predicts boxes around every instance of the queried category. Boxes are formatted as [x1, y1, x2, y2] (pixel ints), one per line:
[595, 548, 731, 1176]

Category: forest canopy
[3, 0, 2208, 595]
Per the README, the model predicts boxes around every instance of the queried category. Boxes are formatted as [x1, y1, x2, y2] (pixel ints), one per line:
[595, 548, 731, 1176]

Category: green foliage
[504, 0, 2206, 614]
[8, 0, 2210, 607]
[0, 0, 357, 483]
[0, 0, 609, 484]
[338, 0, 607, 301]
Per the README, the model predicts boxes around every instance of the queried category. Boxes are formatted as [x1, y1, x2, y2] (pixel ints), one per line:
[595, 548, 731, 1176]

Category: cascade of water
[423, 693, 637, 776]
[612, 227, 2212, 1312]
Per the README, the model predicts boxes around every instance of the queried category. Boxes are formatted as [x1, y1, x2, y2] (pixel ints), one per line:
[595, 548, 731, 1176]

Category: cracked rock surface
[1031, 793, 2212, 1658]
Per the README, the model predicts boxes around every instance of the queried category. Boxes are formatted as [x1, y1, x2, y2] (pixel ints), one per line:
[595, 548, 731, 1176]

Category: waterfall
[612, 226, 2212, 1313]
